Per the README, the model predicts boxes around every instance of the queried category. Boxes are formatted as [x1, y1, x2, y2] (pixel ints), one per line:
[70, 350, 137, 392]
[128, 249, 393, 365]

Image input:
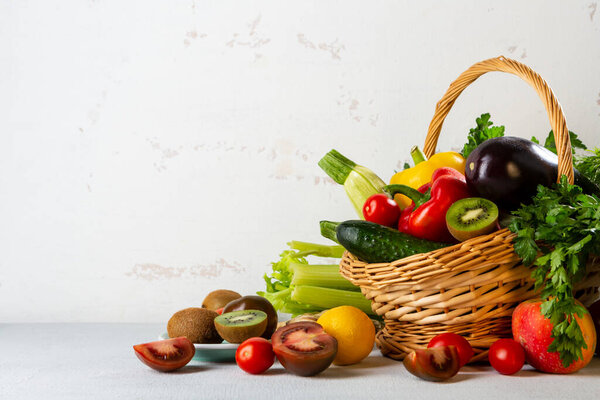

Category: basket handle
[423, 56, 574, 184]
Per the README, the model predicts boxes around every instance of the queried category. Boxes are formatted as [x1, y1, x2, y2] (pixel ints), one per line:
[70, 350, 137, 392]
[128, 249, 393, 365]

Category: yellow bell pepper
[390, 146, 466, 209]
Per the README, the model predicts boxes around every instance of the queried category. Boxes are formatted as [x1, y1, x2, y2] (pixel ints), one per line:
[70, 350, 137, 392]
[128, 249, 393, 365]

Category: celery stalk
[291, 285, 375, 316]
[290, 263, 359, 291]
[287, 241, 345, 258]
[259, 240, 374, 317]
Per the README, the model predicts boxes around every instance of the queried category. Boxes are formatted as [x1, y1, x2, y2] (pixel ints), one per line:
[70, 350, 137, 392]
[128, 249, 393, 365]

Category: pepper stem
[383, 184, 425, 203]
[410, 146, 427, 165]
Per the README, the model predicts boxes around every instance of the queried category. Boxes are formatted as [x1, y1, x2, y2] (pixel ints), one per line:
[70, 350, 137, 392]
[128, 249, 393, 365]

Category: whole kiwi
[202, 289, 242, 311]
[222, 295, 278, 339]
[167, 307, 222, 344]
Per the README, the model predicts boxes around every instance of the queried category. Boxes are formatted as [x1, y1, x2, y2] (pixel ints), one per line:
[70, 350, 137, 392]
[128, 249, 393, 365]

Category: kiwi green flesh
[214, 310, 268, 343]
[446, 197, 499, 242]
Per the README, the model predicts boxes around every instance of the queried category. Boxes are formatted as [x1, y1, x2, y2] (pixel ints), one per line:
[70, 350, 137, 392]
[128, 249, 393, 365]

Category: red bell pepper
[385, 167, 471, 242]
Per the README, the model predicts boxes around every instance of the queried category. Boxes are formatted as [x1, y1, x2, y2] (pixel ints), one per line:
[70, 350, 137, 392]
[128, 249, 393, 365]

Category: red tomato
[363, 194, 401, 227]
[428, 333, 474, 367]
[236, 337, 275, 374]
[488, 338, 525, 375]
[133, 337, 195, 372]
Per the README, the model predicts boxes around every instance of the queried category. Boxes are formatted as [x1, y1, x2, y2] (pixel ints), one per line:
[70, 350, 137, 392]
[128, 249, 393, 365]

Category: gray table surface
[1, 323, 599, 399]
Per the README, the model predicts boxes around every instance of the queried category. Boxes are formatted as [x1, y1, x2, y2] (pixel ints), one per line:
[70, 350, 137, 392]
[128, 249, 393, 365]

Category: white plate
[158, 333, 239, 362]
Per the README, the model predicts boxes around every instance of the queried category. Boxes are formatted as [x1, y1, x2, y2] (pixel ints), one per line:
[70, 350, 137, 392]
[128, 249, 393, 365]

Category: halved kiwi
[446, 197, 499, 242]
[214, 310, 268, 344]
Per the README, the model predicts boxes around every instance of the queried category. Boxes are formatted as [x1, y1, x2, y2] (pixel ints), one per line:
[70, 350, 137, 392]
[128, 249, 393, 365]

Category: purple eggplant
[465, 136, 600, 210]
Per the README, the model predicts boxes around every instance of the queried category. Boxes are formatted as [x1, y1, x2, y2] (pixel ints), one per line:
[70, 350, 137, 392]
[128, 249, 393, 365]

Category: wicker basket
[339, 56, 600, 363]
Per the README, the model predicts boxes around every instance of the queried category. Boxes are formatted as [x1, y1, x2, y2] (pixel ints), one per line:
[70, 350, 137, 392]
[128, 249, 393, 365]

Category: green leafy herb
[461, 113, 505, 158]
[575, 147, 600, 187]
[509, 176, 600, 367]
[531, 131, 587, 155]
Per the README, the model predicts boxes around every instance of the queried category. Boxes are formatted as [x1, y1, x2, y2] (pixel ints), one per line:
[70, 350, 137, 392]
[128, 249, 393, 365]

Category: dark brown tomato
[133, 337, 195, 372]
[271, 322, 337, 376]
[403, 346, 460, 382]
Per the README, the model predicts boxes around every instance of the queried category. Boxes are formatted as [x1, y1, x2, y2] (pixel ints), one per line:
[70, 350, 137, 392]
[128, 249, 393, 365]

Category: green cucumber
[320, 220, 449, 263]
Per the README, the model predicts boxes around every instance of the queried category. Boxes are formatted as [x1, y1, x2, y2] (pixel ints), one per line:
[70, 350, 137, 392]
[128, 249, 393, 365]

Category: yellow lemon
[317, 306, 375, 365]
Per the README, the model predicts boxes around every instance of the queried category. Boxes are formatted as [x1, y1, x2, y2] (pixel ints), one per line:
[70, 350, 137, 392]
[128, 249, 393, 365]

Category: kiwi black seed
[213, 310, 268, 344]
[446, 197, 499, 242]
[202, 289, 242, 311]
[167, 307, 222, 344]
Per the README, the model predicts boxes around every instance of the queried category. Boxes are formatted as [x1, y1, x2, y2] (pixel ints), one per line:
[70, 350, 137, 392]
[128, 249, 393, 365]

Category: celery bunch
[257, 241, 375, 316]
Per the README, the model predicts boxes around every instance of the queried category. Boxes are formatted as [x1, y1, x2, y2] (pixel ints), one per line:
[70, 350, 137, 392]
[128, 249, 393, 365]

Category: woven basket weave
[339, 56, 600, 362]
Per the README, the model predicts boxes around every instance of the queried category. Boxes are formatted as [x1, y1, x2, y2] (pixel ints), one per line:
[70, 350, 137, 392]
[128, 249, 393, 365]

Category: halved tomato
[133, 337, 195, 372]
[403, 346, 460, 382]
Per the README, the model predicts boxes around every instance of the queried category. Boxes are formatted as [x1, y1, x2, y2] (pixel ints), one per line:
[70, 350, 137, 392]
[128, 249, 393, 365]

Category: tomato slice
[133, 337, 195, 372]
[403, 346, 460, 382]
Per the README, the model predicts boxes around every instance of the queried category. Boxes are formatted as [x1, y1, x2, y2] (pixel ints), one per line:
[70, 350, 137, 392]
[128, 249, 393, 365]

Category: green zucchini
[320, 220, 449, 263]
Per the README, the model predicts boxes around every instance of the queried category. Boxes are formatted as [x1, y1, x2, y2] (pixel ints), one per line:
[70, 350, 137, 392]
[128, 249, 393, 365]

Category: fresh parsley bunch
[576, 148, 600, 187]
[461, 113, 505, 158]
[509, 176, 600, 367]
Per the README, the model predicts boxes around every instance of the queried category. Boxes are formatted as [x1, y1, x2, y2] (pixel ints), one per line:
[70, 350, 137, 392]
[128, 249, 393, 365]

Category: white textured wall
[1, 1, 599, 322]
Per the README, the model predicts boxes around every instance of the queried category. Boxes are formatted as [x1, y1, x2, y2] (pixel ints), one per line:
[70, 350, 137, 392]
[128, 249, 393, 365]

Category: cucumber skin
[336, 220, 449, 263]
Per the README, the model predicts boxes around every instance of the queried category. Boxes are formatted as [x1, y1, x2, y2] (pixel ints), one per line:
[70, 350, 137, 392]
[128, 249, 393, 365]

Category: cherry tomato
[428, 333, 474, 367]
[133, 337, 195, 372]
[235, 337, 275, 374]
[363, 194, 401, 227]
[488, 338, 525, 375]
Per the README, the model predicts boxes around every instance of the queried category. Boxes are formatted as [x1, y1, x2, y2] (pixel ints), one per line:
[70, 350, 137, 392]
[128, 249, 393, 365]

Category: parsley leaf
[509, 176, 600, 367]
[575, 147, 600, 187]
[461, 113, 505, 158]
[531, 131, 587, 155]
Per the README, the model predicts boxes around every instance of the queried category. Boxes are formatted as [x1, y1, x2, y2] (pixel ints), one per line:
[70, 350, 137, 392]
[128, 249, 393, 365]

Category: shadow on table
[168, 366, 207, 375]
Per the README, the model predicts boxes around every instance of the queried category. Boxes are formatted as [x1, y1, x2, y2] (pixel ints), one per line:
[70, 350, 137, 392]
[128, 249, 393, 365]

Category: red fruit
[215, 307, 224, 315]
[363, 194, 401, 227]
[403, 346, 460, 382]
[588, 300, 600, 355]
[271, 322, 337, 376]
[431, 167, 466, 182]
[133, 337, 195, 372]
[488, 339, 525, 375]
[428, 333, 474, 367]
[512, 299, 597, 373]
[235, 337, 275, 374]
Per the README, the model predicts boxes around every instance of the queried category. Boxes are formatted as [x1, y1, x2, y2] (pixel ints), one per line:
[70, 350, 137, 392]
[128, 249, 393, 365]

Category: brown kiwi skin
[214, 310, 268, 344]
[167, 307, 222, 344]
[202, 289, 242, 311]
[446, 198, 499, 242]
